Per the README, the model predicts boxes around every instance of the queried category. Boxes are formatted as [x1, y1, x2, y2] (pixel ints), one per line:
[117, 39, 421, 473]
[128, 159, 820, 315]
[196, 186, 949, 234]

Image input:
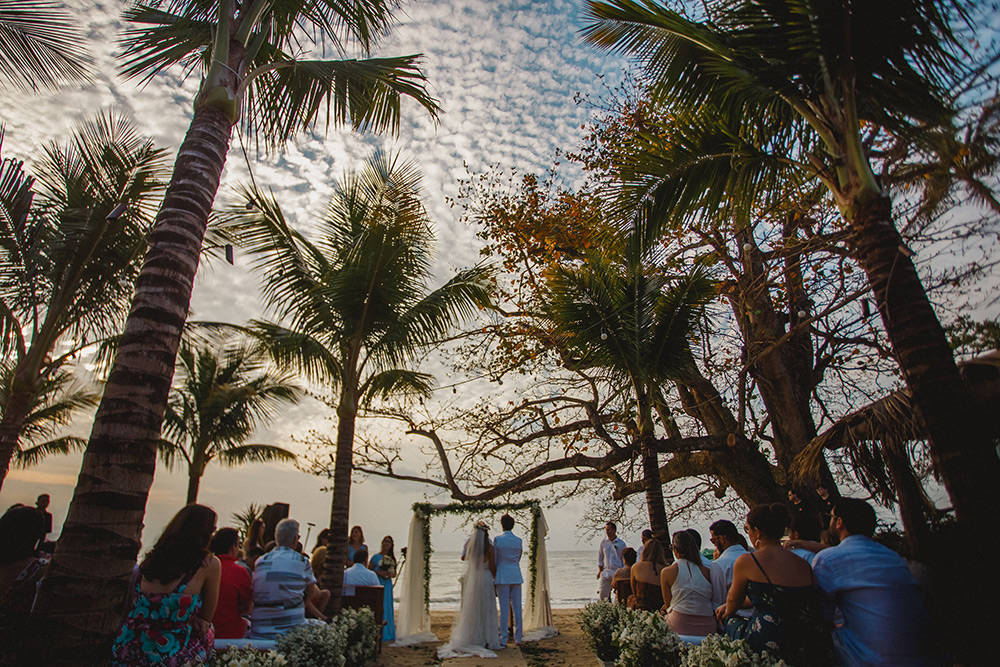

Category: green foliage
[231, 503, 264, 538]
[579, 600, 627, 661]
[946, 316, 1000, 356]
[680, 634, 788, 667]
[0, 0, 92, 92]
[614, 607, 682, 667]
[273, 608, 378, 667]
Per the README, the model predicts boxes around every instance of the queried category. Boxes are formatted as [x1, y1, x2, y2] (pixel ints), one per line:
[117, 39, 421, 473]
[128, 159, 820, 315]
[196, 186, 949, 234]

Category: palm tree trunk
[27, 104, 234, 664]
[186, 470, 202, 505]
[637, 391, 670, 555]
[320, 387, 359, 614]
[851, 193, 1000, 524]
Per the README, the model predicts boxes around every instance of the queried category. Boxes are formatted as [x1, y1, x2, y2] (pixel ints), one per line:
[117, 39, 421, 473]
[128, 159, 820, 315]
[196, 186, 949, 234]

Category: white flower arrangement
[276, 623, 348, 667]
[580, 600, 627, 661]
[209, 645, 288, 667]
[680, 634, 788, 667]
[614, 608, 682, 667]
[335, 607, 379, 667]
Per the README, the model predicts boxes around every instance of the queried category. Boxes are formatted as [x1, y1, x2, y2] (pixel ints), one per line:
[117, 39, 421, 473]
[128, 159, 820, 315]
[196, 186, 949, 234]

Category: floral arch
[394, 500, 556, 645]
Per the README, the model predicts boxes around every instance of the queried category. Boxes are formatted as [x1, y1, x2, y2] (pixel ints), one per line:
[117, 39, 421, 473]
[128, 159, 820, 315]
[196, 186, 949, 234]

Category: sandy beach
[375, 609, 589, 667]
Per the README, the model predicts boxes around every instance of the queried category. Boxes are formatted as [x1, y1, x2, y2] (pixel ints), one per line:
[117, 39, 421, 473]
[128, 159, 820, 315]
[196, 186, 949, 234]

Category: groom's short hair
[501, 514, 515, 531]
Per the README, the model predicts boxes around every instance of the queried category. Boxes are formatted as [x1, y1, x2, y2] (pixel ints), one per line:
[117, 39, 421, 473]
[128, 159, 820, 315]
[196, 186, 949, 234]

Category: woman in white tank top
[659, 531, 716, 637]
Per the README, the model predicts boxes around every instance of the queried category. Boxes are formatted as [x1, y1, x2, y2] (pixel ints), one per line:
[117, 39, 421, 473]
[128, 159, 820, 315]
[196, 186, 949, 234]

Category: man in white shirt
[597, 521, 626, 600]
[493, 514, 524, 647]
[708, 519, 751, 627]
[343, 549, 381, 596]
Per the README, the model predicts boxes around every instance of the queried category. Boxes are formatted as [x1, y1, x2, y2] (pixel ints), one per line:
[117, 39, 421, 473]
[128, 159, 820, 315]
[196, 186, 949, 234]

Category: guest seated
[613, 547, 637, 582]
[630, 539, 668, 611]
[718, 503, 833, 667]
[240, 546, 264, 573]
[808, 497, 941, 666]
[660, 531, 715, 637]
[787, 513, 821, 565]
[683, 528, 713, 566]
[343, 549, 380, 595]
[210, 528, 253, 639]
[111, 504, 221, 666]
[1, 505, 48, 666]
[242, 519, 265, 556]
[251, 518, 330, 638]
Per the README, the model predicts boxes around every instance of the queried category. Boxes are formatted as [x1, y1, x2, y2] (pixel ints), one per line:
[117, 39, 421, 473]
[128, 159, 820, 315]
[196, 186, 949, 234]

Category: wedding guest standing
[597, 521, 626, 600]
[209, 528, 253, 639]
[370, 536, 398, 641]
[111, 504, 221, 666]
[661, 531, 715, 637]
[493, 514, 523, 647]
[718, 504, 833, 667]
[630, 539, 668, 611]
[348, 525, 367, 562]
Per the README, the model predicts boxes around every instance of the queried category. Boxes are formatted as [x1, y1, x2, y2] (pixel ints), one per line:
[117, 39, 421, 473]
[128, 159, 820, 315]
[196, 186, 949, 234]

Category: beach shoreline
[375, 608, 588, 666]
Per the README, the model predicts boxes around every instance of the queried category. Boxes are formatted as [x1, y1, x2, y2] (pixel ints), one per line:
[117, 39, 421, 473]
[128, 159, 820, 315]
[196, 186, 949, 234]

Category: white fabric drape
[393, 513, 436, 646]
[523, 510, 557, 640]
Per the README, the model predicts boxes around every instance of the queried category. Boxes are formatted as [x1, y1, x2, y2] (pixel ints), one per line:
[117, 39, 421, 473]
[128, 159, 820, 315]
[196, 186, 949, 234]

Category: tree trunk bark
[27, 105, 234, 664]
[320, 385, 359, 615]
[851, 194, 1000, 524]
[186, 470, 202, 505]
[636, 390, 671, 556]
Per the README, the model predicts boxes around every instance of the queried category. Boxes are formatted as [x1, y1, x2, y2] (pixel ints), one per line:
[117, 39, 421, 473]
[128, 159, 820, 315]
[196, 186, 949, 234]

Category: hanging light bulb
[742, 243, 753, 253]
[601, 331, 608, 340]
[797, 310, 807, 318]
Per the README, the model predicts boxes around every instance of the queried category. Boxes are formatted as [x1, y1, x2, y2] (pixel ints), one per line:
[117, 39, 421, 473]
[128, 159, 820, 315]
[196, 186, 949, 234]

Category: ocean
[414, 550, 598, 610]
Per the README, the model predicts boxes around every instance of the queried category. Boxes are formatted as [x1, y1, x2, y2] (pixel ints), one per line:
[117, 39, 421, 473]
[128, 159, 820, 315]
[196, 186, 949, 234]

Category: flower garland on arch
[412, 500, 543, 606]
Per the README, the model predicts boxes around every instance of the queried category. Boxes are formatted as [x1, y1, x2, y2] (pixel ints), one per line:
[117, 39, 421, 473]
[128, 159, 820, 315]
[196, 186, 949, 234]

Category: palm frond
[0, 0, 92, 92]
[13, 435, 86, 467]
[360, 368, 435, 405]
[243, 54, 440, 147]
[216, 443, 297, 466]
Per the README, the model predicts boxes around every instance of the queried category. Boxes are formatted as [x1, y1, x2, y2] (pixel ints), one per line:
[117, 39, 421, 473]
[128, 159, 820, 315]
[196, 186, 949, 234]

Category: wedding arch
[394, 500, 556, 645]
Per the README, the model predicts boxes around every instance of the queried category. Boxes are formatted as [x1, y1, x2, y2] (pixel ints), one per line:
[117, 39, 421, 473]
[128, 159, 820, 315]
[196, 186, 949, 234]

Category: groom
[493, 514, 523, 647]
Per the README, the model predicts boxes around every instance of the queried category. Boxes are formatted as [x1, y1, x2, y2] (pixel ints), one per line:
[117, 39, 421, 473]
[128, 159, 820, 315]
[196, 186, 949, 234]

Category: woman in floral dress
[717, 503, 833, 666]
[111, 504, 221, 666]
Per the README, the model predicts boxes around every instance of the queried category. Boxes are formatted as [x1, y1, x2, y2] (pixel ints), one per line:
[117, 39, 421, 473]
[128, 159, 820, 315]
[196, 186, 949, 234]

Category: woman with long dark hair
[242, 518, 264, 556]
[347, 525, 367, 562]
[111, 504, 221, 666]
[718, 503, 833, 666]
[369, 535, 397, 641]
[629, 538, 669, 611]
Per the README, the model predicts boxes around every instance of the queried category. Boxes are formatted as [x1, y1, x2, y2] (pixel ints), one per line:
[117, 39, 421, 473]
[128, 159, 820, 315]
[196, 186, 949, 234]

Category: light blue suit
[493, 531, 523, 645]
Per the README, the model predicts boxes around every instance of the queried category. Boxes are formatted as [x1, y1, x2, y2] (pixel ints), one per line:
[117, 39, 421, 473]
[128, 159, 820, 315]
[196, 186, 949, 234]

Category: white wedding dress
[437, 526, 500, 659]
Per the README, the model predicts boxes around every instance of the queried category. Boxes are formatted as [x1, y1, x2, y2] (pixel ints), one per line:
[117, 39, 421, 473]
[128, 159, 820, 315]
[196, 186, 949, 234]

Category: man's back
[710, 544, 749, 614]
[343, 562, 381, 595]
[493, 531, 523, 585]
[250, 546, 313, 638]
[812, 535, 937, 666]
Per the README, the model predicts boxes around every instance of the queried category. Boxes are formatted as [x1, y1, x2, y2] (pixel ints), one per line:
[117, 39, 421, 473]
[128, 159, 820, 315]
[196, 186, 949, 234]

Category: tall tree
[0, 112, 167, 492]
[30, 2, 439, 661]
[581, 0, 1000, 523]
[160, 341, 301, 504]
[0, 0, 92, 91]
[541, 225, 714, 547]
[221, 151, 493, 612]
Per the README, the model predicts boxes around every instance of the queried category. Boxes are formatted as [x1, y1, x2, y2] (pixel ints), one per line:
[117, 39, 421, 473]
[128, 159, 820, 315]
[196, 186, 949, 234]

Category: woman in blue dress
[347, 525, 367, 562]
[369, 535, 397, 641]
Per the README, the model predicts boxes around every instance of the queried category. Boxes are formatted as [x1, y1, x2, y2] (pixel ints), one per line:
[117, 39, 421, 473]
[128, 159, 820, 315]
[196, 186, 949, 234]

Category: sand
[375, 609, 591, 667]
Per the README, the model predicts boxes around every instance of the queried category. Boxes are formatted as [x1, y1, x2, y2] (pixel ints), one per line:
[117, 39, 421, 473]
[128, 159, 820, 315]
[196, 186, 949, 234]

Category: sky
[0, 0, 653, 553]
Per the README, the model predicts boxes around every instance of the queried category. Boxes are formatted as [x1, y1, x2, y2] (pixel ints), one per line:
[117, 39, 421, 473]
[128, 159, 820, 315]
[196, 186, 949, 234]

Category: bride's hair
[475, 525, 494, 561]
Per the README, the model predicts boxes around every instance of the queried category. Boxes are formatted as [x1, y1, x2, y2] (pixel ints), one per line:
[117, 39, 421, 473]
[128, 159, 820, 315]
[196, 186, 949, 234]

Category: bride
[438, 522, 500, 658]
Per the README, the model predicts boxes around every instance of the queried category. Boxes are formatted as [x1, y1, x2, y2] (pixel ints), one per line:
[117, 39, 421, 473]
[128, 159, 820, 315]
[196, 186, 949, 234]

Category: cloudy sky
[0, 0, 639, 551]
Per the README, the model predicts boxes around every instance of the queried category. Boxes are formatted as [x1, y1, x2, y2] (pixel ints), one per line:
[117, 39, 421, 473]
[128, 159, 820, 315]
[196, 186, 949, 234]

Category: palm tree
[0, 0, 92, 91]
[542, 223, 714, 548]
[580, 0, 1000, 524]
[160, 341, 302, 504]
[30, 3, 438, 659]
[0, 112, 167, 493]
[0, 364, 99, 467]
[221, 151, 493, 612]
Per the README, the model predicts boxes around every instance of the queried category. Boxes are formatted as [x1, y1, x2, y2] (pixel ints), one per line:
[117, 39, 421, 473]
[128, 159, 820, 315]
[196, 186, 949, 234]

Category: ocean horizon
[402, 550, 600, 611]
